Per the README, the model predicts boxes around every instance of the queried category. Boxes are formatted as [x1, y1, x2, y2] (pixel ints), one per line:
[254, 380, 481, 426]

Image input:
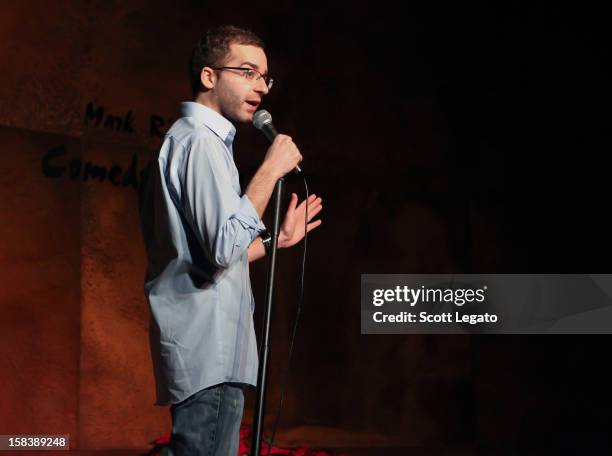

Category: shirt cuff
[234, 194, 266, 237]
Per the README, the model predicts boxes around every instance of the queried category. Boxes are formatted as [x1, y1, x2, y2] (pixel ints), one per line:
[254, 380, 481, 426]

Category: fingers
[280, 136, 302, 167]
[306, 195, 322, 219]
[297, 194, 321, 208]
[306, 204, 322, 221]
[292, 194, 322, 224]
[308, 196, 322, 208]
[306, 219, 322, 232]
[286, 192, 298, 212]
[267, 135, 302, 176]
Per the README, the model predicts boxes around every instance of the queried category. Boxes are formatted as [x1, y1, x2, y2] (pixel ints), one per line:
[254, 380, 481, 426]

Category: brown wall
[0, 0, 535, 450]
[0, 1, 515, 450]
[3, 1, 611, 452]
[0, 128, 81, 443]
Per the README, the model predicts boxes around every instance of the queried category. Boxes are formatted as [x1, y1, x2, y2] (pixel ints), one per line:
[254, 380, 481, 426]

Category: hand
[263, 134, 302, 178]
[278, 193, 322, 249]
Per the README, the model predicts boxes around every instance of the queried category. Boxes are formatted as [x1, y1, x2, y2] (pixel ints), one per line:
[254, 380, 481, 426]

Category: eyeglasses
[213, 67, 274, 90]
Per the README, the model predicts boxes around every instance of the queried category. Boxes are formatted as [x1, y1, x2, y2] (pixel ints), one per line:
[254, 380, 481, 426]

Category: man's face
[209, 43, 269, 123]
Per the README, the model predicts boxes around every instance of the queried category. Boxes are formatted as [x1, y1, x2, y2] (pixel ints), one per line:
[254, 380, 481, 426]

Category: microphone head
[252, 110, 273, 130]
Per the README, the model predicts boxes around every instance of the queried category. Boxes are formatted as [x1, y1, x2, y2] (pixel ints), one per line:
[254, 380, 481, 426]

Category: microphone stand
[250, 177, 283, 455]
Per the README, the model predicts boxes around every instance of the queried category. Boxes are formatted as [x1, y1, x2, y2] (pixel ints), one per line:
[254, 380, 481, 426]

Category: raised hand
[278, 193, 322, 249]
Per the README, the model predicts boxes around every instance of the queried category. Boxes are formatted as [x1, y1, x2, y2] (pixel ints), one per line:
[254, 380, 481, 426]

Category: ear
[200, 67, 216, 90]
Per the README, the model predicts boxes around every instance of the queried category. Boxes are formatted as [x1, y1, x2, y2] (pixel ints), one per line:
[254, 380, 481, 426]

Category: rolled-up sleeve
[180, 134, 266, 268]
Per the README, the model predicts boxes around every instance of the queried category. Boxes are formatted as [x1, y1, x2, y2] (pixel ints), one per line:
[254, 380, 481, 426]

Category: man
[138, 25, 322, 455]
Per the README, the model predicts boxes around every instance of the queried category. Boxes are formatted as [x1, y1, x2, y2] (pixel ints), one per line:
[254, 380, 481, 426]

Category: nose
[254, 77, 269, 95]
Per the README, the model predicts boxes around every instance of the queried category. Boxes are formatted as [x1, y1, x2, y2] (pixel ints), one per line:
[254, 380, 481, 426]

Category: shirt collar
[180, 101, 236, 147]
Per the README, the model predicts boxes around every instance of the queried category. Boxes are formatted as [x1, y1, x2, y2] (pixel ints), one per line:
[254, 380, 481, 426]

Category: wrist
[258, 161, 282, 181]
[262, 232, 288, 254]
[262, 232, 273, 255]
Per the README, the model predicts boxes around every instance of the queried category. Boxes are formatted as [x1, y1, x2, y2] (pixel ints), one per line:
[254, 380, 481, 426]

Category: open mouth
[245, 100, 260, 109]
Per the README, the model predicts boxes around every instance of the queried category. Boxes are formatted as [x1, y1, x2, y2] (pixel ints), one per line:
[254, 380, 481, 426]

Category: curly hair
[189, 25, 265, 96]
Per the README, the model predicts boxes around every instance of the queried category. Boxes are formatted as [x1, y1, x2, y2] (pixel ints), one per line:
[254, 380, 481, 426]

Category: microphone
[253, 110, 302, 173]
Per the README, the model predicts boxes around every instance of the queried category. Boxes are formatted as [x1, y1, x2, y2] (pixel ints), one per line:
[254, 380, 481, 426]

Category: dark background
[0, 0, 610, 453]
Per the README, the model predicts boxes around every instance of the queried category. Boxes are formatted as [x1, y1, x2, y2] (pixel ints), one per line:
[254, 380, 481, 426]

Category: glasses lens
[267, 78, 274, 90]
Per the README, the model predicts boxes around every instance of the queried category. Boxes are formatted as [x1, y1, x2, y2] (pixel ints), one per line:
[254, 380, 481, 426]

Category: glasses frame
[212, 66, 274, 90]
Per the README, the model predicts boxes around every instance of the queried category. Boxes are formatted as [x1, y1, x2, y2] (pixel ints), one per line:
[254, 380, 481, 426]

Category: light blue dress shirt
[139, 101, 265, 405]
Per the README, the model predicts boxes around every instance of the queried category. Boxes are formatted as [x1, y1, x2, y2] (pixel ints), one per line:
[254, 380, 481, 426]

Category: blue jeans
[168, 383, 245, 456]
